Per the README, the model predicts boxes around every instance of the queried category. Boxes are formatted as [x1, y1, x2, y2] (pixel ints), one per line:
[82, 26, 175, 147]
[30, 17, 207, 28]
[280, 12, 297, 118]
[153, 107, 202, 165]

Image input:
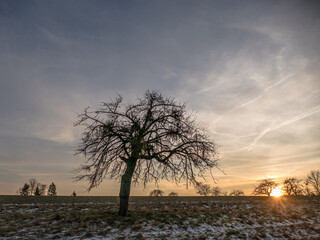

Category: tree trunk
[118, 159, 137, 216]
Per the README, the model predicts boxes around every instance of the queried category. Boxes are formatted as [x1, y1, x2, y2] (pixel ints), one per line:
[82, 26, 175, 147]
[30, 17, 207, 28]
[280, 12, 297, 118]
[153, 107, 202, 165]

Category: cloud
[0, 0, 319, 195]
[40, 27, 73, 47]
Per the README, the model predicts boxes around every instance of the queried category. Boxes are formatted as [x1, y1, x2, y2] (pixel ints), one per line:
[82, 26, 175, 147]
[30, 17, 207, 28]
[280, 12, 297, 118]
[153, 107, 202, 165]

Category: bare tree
[28, 178, 38, 196]
[211, 187, 222, 196]
[222, 191, 228, 196]
[304, 180, 314, 196]
[75, 90, 219, 216]
[306, 170, 320, 196]
[195, 182, 212, 196]
[282, 178, 303, 196]
[230, 189, 244, 196]
[39, 184, 47, 196]
[168, 191, 178, 197]
[252, 178, 278, 196]
[149, 189, 164, 197]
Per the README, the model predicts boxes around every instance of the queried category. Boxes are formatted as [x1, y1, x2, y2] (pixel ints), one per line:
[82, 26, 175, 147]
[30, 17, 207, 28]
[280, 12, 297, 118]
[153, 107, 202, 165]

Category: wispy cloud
[0, 1, 319, 195]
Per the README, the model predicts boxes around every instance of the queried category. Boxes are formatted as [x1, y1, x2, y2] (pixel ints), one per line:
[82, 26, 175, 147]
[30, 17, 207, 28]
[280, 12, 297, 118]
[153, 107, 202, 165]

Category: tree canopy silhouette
[48, 182, 57, 196]
[20, 183, 30, 196]
[195, 182, 212, 196]
[75, 90, 219, 216]
[283, 178, 303, 196]
[253, 178, 278, 196]
[230, 189, 244, 196]
[168, 191, 178, 197]
[306, 170, 320, 196]
[149, 189, 164, 197]
[34, 186, 41, 196]
[211, 186, 222, 196]
[28, 178, 38, 196]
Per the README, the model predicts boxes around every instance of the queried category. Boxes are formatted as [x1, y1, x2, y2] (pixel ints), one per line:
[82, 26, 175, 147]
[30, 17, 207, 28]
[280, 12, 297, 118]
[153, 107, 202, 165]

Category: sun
[270, 187, 283, 197]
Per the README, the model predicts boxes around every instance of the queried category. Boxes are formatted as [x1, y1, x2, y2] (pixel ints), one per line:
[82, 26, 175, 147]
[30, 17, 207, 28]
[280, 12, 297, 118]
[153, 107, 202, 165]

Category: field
[0, 195, 319, 240]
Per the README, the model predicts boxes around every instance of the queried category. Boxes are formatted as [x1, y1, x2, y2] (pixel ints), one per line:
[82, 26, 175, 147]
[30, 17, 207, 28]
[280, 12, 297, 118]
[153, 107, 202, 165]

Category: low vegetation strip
[0, 196, 319, 239]
[0, 195, 119, 205]
[0, 195, 283, 204]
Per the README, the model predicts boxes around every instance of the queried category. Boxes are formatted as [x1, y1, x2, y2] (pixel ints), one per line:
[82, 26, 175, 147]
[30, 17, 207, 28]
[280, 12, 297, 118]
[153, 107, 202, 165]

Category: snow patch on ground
[1, 197, 319, 239]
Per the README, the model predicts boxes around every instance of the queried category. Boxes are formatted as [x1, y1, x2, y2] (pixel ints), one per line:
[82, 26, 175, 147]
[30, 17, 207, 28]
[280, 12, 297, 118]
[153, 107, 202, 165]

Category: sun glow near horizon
[270, 187, 283, 197]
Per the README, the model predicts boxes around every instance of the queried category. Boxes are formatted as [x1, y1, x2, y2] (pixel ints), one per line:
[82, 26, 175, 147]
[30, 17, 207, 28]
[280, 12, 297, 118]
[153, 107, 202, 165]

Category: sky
[0, 0, 319, 196]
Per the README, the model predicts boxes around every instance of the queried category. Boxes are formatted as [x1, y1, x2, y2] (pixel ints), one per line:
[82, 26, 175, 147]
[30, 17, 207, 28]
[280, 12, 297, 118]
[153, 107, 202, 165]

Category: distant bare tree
[39, 184, 47, 196]
[72, 191, 77, 196]
[222, 191, 228, 196]
[211, 187, 222, 196]
[20, 183, 30, 196]
[304, 180, 314, 196]
[253, 178, 278, 196]
[150, 189, 164, 197]
[283, 178, 303, 196]
[195, 182, 211, 196]
[306, 170, 320, 196]
[168, 192, 178, 197]
[75, 90, 219, 216]
[28, 178, 38, 196]
[230, 189, 244, 196]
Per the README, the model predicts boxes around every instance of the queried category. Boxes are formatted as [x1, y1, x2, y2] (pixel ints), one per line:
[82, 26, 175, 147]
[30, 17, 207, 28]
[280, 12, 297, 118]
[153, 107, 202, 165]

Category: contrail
[210, 130, 258, 138]
[240, 95, 262, 108]
[272, 106, 320, 131]
[240, 75, 293, 108]
[213, 74, 293, 126]
[240, 120, 278, 151]
[240, 105, 320, 151]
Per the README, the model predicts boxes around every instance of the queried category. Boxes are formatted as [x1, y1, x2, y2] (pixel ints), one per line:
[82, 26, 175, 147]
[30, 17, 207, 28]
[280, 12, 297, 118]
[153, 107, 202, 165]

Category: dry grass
[0, 196, 319, 239]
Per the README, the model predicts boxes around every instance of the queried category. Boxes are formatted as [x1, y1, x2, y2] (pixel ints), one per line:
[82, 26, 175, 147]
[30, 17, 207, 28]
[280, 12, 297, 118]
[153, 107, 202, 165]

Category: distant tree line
[18, 178, 78, 196]
[194, 182, 242, 196]
[148, 190, 178, 197]
[148, 184, 243, 197]
[19, 178, 52, 196]
[149, 189, 164, 197]
[193, 169, 320, 197]
[18, 170, 319, 197]
[148, 184, 242, 197]
[253, 170, 320, 196]
[149, 170, 319, 197]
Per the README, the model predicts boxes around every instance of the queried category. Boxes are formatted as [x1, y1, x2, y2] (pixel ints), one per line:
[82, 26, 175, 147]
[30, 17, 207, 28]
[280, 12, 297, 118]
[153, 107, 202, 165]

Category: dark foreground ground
[0, 195, 319, 240]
